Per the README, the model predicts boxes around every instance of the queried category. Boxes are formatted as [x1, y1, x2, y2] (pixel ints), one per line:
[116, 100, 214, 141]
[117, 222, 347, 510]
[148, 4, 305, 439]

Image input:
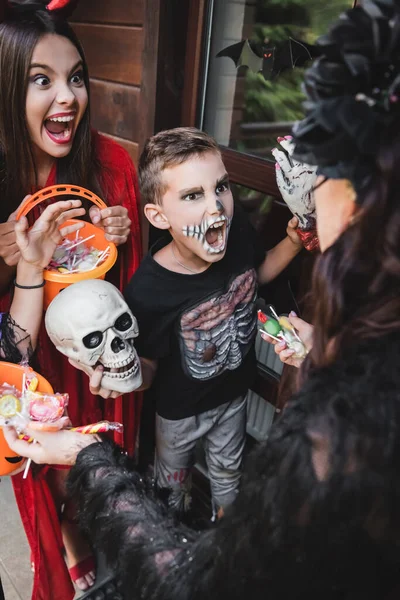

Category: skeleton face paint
[182, 212, 232, 255]
[45, 280, 142, 394]
[159, 152, 234, 266]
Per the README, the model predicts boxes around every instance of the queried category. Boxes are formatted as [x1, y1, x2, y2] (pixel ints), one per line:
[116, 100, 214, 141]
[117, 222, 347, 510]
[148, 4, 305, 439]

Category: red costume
[1, 132, 143, 600]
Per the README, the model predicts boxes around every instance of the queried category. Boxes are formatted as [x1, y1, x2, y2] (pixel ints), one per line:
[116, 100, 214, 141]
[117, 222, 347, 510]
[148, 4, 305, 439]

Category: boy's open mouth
[183, 215, 231, 254]
[44, 114, 75, 144]
[204, 219, 226, 253]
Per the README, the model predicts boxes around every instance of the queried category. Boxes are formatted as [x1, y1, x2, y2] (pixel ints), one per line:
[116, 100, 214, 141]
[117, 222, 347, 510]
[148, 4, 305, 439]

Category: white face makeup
[182, 204, 232, 254]
[158, 152, 235, 267]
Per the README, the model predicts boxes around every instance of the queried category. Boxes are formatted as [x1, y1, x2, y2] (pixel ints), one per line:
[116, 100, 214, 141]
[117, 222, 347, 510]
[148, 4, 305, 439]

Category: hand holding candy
[260, 309, 314, 368]
[272, 137, 319, 251]
[3, 422, 97, 466]
[15, 200, 86, 270]
[89, 205, 131, 246]
[259, 306, 312, 365]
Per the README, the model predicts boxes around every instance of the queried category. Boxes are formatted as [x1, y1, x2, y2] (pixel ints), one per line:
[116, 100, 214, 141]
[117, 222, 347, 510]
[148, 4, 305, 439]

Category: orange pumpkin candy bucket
[0, 363, 53, 476]
[16, 185, 118, 310]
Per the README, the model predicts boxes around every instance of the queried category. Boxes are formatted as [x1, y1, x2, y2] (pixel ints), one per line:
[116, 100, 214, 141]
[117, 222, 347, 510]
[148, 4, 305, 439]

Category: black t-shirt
[124, 205, 265, 419]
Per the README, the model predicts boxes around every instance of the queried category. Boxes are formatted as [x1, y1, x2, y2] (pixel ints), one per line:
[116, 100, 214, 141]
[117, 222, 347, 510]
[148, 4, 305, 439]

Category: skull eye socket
[114, 313, 133, 332]
[83, 331, 103, 349]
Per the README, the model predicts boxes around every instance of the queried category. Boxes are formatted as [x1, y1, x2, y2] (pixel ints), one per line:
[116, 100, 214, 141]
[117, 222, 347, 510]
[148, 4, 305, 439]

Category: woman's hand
[261, 313, 314, 369]
[15, 200, 85, 270]
[3, 419, 98, 467]
[89, 205, 131, 246]
[68, 359, 122, 399]
[0, 196, 33, 266]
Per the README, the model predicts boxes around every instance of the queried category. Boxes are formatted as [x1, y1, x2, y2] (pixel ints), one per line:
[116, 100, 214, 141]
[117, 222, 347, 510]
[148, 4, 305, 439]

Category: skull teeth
[103, 362, 139, 379]
[101, 356, 138, 374]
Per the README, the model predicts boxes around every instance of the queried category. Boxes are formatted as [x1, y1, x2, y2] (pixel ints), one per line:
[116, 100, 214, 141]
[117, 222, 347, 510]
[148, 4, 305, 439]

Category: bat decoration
[216, 38, 319, 80]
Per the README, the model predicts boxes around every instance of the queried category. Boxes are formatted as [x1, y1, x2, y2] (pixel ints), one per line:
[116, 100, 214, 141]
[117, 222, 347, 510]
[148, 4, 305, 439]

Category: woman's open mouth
[44, 114, 75, 145]
[182, 215, 231, 254]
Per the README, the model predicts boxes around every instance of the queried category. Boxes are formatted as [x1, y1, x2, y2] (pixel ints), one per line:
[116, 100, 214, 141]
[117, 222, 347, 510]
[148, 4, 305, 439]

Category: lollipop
[28, 392, 68, 423]
[0, 393, 21, 419]
[19, 420, 123, 443]
[258, 306, 308, 359]
[71, 421, 123, 434]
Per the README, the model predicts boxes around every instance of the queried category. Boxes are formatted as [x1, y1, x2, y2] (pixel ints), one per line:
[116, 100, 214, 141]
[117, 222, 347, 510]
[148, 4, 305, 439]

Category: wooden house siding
[71, 0, 157, 167]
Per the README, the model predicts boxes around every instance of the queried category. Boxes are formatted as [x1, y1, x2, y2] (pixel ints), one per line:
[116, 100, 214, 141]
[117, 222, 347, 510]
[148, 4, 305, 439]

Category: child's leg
[203, 396, 247, 518]
[155, 413, 203, 514]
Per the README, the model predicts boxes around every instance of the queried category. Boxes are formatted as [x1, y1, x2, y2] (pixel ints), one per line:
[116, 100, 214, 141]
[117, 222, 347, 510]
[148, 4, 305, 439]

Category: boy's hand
[89, 205, 131, 246]
[286, 216, 302, 248]
[68, 359, 122, 399]
[15, 200, 86, 270]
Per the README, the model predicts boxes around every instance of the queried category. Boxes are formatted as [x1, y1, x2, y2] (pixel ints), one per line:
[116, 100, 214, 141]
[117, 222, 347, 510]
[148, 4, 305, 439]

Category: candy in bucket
[16, 184, 118, 309]
[47, 231, 111, 274]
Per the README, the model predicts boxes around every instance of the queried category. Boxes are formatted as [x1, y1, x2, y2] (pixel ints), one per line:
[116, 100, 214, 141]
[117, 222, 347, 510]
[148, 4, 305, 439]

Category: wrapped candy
[71, 421, 123, 434]
[0, 383, 69, 428]
[258, 305, 308, 359]
[28, 391, 68, 423]
[19, 420, 123, 443]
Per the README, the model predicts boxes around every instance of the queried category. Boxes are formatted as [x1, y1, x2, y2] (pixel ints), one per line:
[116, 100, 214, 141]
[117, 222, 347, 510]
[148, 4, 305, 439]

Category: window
[201, 0, 354, 161]
[180, 0, 353, 434]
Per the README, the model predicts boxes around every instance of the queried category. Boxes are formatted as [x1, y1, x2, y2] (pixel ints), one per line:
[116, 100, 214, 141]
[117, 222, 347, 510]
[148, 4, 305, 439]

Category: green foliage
[239, 0, 353, 153]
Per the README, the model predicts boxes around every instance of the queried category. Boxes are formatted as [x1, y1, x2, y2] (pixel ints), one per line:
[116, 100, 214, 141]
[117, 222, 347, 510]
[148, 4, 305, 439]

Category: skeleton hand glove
[272, 137, 319, 252]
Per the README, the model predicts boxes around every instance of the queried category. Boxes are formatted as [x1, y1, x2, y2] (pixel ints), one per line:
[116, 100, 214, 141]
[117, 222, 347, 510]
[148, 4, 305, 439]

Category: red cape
[3, 132, 143, 600]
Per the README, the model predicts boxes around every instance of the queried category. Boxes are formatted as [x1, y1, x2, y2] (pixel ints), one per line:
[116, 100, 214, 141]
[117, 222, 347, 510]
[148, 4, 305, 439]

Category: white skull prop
[45, 280, 142, 393]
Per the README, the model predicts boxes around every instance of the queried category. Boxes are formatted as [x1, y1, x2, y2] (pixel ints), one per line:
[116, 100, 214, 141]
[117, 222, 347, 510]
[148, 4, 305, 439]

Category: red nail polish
[277, 137, 284, 142]
[284, 135, 292, 140]
[275, 163, 280, 170]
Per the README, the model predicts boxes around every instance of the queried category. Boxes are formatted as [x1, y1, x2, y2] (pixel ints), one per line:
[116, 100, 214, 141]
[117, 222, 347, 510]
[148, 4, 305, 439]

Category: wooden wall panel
[90, 79, 140, 140]
[73, 24, 143, 85]
[102, 133, 139, 165]
[137, 0, 160, 151]
[72, 0, 145, 25]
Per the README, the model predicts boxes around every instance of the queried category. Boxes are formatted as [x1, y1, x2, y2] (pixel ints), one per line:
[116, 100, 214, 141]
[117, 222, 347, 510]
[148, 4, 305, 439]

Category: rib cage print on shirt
[179, 269, 257, 380]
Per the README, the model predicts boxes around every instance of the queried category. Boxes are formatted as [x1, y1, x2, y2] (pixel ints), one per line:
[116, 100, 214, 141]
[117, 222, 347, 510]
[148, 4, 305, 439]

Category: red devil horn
[47, 0, 72, 10]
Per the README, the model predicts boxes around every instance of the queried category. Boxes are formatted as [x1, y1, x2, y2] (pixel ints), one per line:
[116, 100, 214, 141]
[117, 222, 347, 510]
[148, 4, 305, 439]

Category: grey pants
[154, 396, 247, 516]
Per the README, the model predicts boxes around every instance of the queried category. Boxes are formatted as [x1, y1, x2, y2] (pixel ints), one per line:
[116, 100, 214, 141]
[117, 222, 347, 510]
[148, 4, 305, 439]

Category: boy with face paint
[122, 128, 302, 516]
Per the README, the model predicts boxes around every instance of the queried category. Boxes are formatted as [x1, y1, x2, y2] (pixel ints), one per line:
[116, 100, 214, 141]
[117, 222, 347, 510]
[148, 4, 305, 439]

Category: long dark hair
[305, 124, 400, 374]
[0, 1, 101, 221]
